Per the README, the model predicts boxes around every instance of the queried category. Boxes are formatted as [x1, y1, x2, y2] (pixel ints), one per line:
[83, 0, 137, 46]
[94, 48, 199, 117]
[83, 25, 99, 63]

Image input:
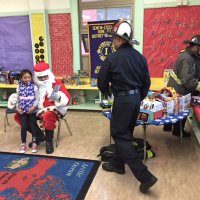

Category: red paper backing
[143, 6, 200, 78]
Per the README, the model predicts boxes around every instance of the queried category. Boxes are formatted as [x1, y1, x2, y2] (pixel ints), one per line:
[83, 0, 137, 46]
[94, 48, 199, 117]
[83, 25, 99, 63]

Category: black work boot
[140, 175, 158, 193]
[45, 129, 54, 154]
[172, 119, 191, 137]
[37, 131, 46, 143]
[163, 124, 172, 132]
[102, 162, 125, 174]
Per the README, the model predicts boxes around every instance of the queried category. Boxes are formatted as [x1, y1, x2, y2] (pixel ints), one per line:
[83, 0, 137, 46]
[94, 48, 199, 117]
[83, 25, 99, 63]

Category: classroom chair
[55, 115, 73, 147]
[4, 108, 16, 132]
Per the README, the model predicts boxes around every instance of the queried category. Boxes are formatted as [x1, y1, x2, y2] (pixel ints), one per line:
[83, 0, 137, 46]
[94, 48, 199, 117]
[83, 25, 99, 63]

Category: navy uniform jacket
[97, 43, 151, 100]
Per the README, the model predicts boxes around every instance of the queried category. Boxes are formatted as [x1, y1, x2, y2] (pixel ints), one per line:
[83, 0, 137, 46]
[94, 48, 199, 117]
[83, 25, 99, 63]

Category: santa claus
[14, 63, 71, 154]
[33, 63, 71, 154]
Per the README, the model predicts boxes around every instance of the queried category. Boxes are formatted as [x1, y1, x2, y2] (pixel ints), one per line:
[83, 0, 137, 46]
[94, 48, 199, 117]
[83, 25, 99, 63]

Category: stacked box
[138, 110, 154, 122]
[164, 99, 175, 115]
[139, 100, 164, 121]
[178, 93, 191, 112]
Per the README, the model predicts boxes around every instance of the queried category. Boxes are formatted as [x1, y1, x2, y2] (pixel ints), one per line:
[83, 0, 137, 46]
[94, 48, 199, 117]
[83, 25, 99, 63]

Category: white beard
[38, 80, 53, 109]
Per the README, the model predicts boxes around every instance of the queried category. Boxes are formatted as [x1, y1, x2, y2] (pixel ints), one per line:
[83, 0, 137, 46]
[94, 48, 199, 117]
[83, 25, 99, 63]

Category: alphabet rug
[0, 152, 100, 200]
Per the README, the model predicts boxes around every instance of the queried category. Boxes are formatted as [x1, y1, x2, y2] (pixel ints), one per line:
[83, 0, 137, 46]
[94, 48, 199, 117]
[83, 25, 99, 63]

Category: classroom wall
[144, 0, 175, 3]
[0, 0, 29, 13]
[0, 0, 76, 73]
[0, 0, 199, 74]
[46, 0, 70, 10]
[0, 0, 70, 14]
[144, 0, 200, 7]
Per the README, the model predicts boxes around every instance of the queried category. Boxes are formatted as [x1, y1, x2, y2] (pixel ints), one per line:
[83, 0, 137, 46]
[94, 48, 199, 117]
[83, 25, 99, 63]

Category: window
[79, 0, 134, 73]
[82, 7, 131, 25]
[81, 34, 89, 54]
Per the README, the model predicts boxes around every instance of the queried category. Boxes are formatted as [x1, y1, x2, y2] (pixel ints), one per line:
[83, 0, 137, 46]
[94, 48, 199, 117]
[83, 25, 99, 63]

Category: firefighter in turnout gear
[163, 35, 200, 137]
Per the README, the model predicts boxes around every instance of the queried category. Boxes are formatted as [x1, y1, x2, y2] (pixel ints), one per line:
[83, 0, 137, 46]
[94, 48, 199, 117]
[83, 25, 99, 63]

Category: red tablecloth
[193, 107, 200, 123]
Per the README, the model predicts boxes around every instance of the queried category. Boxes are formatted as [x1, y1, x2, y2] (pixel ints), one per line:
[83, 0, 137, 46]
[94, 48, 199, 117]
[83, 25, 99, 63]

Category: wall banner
[88, 20, 115, 80]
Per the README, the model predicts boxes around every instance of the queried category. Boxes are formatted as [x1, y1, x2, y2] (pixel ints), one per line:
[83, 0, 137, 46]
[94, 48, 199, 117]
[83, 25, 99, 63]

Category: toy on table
[191, 96, 200, 107]
[9, 71, 20, 84]
[139, 99, 164, 122]
[159, 87, 191, 114]
[139, 87, 180, 122]
[0, 66, 9, 84]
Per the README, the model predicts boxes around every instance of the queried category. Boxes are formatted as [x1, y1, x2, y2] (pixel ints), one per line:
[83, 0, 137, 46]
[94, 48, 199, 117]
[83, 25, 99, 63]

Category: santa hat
[34, 63, 51, 77]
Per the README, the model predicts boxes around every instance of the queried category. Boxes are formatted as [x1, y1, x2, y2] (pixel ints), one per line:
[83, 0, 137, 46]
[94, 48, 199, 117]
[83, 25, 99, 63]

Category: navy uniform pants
[110, 93, 153, 183]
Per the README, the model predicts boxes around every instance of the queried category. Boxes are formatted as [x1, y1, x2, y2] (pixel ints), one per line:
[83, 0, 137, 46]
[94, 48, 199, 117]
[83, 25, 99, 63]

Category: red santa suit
[33, 63, 71, 131]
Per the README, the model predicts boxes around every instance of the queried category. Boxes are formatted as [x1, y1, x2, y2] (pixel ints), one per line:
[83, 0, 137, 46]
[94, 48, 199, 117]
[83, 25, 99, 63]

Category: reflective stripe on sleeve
[170, 71, 182, 85]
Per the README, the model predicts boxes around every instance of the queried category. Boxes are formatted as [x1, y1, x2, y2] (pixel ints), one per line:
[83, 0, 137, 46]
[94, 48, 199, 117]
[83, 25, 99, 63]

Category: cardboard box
[178, 93, 191, 112]
[140, 100, 163, 112]
[138, 109, 164, 122]
[138, 110, 154, 122]
[139, 99, 164, 121]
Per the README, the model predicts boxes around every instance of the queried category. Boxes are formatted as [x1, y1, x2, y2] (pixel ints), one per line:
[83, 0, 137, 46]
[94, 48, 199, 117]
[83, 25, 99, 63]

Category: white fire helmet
[107, 19, 139, 45]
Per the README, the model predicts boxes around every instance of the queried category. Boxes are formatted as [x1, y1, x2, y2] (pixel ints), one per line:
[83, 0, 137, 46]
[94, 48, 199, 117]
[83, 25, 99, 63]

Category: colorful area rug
[0, 152, 100, 200]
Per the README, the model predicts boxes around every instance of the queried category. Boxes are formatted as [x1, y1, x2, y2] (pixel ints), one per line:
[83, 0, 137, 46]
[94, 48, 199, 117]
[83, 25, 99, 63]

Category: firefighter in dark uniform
[97, 19, 157, 193]
[163, 35, 200, 136]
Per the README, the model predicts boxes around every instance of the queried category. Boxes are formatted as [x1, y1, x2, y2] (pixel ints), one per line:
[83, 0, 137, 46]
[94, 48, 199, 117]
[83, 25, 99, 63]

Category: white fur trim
[54, 91, 69, 107]
[36, 106, 56, 116]
[7, 93, 17, 109]
[36, 105, 68, 117]
[56, 106, 68, 116]
[35, 69, 51, 77]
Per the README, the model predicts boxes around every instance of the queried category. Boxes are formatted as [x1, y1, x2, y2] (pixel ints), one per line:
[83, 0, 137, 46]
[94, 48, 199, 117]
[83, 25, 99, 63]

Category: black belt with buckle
[114, 89, 138, 97]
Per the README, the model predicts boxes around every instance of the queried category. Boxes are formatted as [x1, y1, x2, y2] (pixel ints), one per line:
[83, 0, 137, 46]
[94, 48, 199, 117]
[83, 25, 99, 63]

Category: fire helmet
[184, 35, 200, 46]
[107, 19, 139, 45]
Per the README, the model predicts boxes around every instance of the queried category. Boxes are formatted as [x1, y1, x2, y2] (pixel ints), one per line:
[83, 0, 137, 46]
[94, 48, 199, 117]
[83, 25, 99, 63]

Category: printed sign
[88, 20, 115, 79]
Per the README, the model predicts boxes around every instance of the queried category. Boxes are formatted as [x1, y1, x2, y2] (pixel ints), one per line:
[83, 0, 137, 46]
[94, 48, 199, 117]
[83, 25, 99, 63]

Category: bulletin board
[0, 16, 33, 71]
[48, 14, 73, 77]
[143, 5, 200, 78]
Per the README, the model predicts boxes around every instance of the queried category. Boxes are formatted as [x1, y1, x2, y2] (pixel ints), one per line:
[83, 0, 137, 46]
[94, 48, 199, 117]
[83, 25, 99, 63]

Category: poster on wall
[88, 20, 115, 82]
[143, 6, 200, 78]
[0, 16, 33, 72]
